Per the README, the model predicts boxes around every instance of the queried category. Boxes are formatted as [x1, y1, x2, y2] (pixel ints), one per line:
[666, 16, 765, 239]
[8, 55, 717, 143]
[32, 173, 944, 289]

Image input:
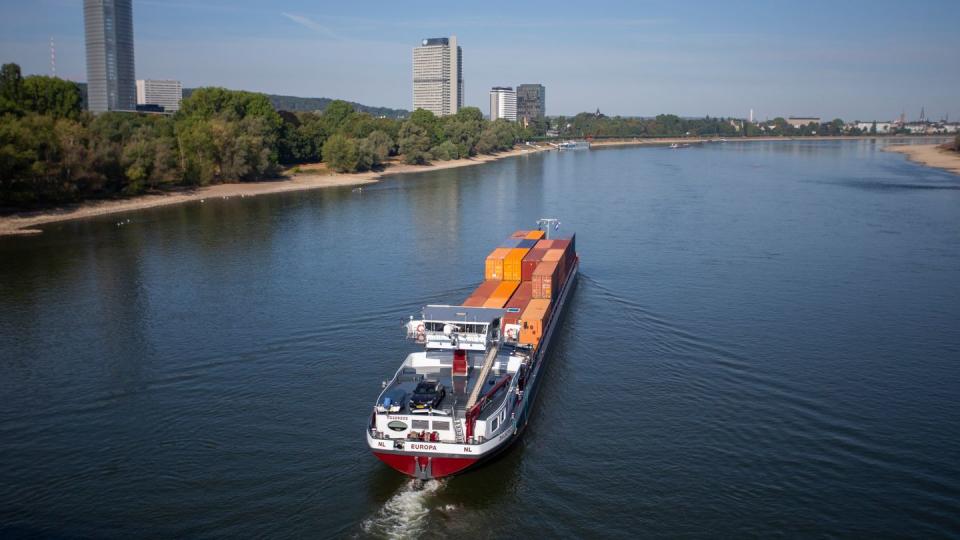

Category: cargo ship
[366, 219, 578, 479]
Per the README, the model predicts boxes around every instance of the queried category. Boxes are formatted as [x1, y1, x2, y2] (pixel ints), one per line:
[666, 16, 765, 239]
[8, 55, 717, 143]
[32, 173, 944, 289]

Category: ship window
[491, 418, 499, 431]
[411, 420, 429, 430]
[432, 421, 450, 430]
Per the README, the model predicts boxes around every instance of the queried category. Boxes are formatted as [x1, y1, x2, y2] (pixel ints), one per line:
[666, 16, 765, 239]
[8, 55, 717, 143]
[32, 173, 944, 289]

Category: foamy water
[360, 479, 446, 539]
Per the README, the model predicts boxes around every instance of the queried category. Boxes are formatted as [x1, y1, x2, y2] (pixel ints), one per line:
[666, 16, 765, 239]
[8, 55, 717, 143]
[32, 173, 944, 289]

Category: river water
[1, 140, 959, 538]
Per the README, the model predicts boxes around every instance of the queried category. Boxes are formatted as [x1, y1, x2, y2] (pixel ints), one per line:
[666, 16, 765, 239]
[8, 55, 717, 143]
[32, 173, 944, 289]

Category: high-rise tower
[413, 36, 463, 116]
[489, 87, 517, 121]
[83, 0, 136, 112]
[516, 84, 545, 126]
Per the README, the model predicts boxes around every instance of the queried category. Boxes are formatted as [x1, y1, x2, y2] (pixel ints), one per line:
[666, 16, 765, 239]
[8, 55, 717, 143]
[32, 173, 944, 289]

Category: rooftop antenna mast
[49, 37, 56, 77]
[536, 218, 561, 240]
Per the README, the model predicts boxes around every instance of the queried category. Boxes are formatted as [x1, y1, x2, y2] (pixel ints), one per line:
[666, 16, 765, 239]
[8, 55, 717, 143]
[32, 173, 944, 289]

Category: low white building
[787, 116, 821, 128]
[855, 121, 893, 134]
[136, 79, 182, 112]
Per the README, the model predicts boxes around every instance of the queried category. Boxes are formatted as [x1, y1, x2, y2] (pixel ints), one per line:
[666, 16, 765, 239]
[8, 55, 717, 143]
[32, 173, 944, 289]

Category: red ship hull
[373, 452, 479, 478]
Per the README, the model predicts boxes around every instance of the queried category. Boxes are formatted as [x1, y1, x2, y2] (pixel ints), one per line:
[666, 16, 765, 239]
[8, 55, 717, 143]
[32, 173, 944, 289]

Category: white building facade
[855, 121, 893, 134]
[489, 87, 517, 121]
[136, 79, 182, 112]
[413, 36, 463, 116]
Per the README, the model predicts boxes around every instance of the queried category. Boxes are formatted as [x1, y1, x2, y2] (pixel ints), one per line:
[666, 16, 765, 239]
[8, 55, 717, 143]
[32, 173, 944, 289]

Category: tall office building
[83, 0, 136, 112]
[489, 87, 517, 121]
[413, 36, 463, 116]
[136, 79, 182, 112]
[516, 84, 546, 125]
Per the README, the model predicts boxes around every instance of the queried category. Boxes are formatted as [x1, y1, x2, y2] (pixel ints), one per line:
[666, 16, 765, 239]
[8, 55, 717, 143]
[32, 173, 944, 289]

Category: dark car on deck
[409, 380, 446, 411]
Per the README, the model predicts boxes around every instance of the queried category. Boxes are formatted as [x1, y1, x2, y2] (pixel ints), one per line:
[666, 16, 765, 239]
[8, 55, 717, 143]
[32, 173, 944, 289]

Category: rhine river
[1, 140, 959, 538]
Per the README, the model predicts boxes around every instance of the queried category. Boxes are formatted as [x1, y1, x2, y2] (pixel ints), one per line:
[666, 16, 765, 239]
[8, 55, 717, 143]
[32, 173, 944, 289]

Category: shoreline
[0, 145, 550, 237]
[883, 144, 960, 175]
[588, 135, 949, 148]
[3, 136, 954, 237]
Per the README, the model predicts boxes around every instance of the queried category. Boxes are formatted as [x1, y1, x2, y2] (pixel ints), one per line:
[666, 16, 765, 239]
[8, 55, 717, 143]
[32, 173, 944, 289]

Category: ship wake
[361, 479, 445, 539]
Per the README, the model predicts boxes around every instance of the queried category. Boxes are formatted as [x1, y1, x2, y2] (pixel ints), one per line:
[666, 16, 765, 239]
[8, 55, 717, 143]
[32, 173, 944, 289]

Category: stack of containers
[484, 247, 511, 280]
[502, 281, 533, 325]
[465, 230, 575, 347]
[521, 247, 549, 281]
[482, 280, 520, 308]
[531, 260, 561, 300]
[463, 280, 500, 306]
[504, 239, 536, 281]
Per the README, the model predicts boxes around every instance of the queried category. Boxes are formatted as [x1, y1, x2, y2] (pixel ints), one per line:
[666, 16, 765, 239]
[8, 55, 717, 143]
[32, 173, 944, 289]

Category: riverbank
[0, 145, 550, 236]
[883, 144, 960, 175]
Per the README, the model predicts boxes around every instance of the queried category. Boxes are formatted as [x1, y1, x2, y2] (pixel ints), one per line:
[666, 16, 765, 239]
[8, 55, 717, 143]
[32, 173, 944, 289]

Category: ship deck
[381, 350, 514, 419]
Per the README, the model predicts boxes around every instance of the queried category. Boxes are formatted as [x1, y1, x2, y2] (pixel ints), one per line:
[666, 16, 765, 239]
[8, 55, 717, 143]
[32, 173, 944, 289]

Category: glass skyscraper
[84, 0, 136, 112]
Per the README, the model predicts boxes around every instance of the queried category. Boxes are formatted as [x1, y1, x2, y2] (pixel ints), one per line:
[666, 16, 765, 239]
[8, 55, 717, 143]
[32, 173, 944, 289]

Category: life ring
[506, 327, 518, 340]
[416, 323, 425, 334]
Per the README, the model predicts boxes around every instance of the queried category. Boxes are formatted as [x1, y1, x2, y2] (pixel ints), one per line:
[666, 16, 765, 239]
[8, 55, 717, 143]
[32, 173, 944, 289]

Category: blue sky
[1, 0, 957, 120]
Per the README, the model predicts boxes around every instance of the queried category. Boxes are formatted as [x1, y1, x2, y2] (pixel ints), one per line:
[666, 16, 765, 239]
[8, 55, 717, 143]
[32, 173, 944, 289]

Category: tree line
[0, 62, 526, 208]
[549, 112, 856, 139]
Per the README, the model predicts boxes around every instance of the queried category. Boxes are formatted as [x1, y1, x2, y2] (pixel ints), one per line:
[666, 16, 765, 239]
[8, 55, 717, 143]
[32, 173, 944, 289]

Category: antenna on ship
[536, 218, 560, 240]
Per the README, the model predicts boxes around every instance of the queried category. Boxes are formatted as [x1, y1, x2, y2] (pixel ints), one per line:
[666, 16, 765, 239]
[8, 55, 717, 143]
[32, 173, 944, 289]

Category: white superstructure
[136, 79, 182, 112]
[413, 36, 463, 116]
[489, 87, 517, 121]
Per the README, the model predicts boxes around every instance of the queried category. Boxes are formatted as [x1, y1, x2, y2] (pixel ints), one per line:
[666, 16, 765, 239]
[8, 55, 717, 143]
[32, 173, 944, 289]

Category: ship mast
[536, 218, 560, 240]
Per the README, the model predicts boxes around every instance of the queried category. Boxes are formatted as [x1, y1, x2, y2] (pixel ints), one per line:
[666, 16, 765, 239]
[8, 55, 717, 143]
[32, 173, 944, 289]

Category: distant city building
[855, 121, 893, 134]
[83, 0, 136, 112]
[136, 79, 182, 112]
[516, 84, 546, 125]
[413, 36, 463, 116]
[489, 87, 517, 121]
[786, 116, 821, 128]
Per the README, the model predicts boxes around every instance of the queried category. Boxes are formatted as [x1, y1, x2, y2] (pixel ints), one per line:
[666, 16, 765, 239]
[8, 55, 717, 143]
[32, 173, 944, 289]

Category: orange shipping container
[521, 248, 549, 281]
[535, 239, 553, 250]
[462, 279, 501, 307]
[482, 280, 520, 308]
[502, 282, 533, 325]
[503, 248, 530, 281]
[543, 248, 567, 285]
[525, 230, 545, 240]
[484, 247, 511, 280]
[519, 298, 552, 346]
[532, 260, 560, 300]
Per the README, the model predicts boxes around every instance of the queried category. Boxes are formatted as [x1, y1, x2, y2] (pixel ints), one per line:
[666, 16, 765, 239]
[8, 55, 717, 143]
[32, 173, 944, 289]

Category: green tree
[475, 126, 499, 154]
[0, 63, 24, 115]
[20, 76, 82, 118]
[322, 133, 359, 172]
[363, 130, 393, 163]
[409, 108, 442, 146]
[430, 140, 460, 161]
[398, 121, 431, 164]
[321, 100, 355, 132]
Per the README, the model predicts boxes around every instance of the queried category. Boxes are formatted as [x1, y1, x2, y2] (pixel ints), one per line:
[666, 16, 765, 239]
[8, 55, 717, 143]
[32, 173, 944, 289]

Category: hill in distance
[76, 83, 409, 118]
[182, 88, 409, 119]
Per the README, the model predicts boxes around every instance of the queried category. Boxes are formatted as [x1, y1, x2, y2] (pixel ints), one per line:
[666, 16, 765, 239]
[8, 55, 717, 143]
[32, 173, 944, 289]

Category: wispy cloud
[280, 12, 339, 39]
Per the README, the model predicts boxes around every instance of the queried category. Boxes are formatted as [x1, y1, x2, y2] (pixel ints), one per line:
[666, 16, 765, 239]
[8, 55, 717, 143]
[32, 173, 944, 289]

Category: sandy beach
[883, 144, 960, 175]
[0, 145, 549, 236]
